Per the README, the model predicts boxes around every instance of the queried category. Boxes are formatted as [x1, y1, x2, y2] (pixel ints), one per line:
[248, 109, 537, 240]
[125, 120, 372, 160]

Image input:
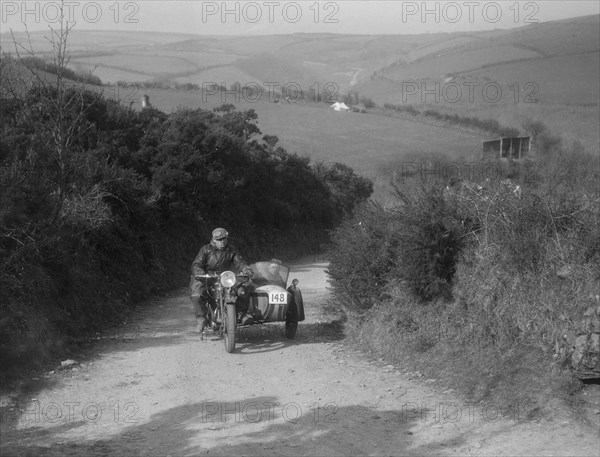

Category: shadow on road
[0, 394, 460, 456]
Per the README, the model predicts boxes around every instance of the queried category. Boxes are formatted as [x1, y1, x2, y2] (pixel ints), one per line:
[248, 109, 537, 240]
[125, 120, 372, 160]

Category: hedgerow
[384, 102, 520, 137]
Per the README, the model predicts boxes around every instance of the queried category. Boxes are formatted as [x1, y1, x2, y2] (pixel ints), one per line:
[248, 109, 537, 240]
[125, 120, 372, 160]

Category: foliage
[327, 139, 599, 411]
[341, 91, 376, 109]
[384, 102, 521, 137]
[327, 202, 397, 311]
[521, 118, 562, 155]
[327, 183, 466, 305]
[390, 185, 466, 300]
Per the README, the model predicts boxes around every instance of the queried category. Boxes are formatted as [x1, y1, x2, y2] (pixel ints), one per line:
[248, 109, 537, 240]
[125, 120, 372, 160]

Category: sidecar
[248, 261, 305, 339]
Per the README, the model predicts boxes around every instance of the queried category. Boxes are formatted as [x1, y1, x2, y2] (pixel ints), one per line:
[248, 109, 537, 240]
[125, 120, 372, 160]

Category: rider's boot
[237, 311, 254, 325]
[196, 317, 207, 334]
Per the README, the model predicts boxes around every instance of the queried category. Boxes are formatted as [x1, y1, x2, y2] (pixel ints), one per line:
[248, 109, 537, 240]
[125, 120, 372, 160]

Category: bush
[389, 185, 466, 300]
[359, 96, 376, 108]
[327, 202, 397, 311]
[328, 182, 467, 307]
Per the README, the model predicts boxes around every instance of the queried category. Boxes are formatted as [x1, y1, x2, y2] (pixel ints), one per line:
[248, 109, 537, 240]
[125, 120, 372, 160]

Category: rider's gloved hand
[194, 270, 205, 280]
[242, 267, 254, 277]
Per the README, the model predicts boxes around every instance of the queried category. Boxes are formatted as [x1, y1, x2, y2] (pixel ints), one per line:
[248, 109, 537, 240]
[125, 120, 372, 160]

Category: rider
[190, 228, 253, 333]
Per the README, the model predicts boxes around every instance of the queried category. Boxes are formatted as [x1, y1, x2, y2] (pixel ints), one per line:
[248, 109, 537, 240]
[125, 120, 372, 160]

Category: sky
[1, 1, 599, 36]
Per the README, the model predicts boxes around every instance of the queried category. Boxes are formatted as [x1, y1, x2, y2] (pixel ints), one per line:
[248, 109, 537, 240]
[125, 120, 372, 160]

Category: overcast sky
[1, 1, 599, 35]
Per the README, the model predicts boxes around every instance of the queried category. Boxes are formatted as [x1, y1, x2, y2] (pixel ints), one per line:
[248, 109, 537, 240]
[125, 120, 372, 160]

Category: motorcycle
[194, 261, 304, 353]
[194, 271, 248, 353]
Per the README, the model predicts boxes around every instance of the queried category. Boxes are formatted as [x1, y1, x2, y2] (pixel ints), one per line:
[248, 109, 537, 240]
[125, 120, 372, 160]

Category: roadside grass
[340, 293, 584, 421]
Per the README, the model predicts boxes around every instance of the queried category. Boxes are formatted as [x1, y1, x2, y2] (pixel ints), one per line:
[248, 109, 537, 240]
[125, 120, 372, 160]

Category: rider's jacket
[191, 242, 248, 276]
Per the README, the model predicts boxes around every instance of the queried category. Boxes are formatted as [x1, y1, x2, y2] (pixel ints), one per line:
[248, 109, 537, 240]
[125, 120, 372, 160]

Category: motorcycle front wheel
[223, 303, 237, 353]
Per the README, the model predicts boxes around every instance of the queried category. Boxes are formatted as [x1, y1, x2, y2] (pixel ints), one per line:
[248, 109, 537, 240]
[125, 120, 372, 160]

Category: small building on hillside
[141, 94, 153, 109]
[483, 136, 531, 160]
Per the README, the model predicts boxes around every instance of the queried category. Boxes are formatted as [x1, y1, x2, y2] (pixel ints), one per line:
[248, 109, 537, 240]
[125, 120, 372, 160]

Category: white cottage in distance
[330, 101, 350, 111]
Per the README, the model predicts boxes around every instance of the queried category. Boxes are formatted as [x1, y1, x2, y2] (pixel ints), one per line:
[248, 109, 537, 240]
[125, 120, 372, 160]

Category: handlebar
[194, 272, 253, 281]
[195, 273, 219, 279]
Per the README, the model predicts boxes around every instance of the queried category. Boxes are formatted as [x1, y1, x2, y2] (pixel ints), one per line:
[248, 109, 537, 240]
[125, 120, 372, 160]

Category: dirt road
[1, 259, 599, 456]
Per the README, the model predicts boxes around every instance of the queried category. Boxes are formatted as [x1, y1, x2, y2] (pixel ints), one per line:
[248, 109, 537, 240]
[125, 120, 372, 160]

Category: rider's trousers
[190, 277, 209, 318]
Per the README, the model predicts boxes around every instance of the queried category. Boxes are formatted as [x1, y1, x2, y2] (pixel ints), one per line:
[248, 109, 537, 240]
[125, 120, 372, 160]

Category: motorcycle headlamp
[220, 271, 236, 288]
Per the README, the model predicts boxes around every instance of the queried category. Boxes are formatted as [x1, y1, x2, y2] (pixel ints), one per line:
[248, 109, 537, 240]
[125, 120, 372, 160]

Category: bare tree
[1, 1, 94, 221]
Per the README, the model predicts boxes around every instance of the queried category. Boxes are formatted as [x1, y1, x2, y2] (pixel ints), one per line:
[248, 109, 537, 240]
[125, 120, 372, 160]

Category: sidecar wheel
[285, 322, 298, 339]
[224, 303, 237, 353]
[285, 297, 299, 340]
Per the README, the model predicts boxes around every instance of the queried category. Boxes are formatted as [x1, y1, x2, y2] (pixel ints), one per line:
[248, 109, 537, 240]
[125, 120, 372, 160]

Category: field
[73, 54, 198, 76]
[142, 89, 483, 173]
[380, 45, 541, 80]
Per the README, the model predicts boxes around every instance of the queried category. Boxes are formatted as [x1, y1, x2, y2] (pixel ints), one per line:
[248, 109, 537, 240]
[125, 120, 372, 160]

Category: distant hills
[357, 14, 600, 105]
[2, 14, 598, 152]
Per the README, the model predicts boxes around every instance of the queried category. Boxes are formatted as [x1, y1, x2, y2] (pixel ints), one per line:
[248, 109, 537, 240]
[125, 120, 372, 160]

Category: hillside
[355, 15, 600, 151]
[2, 14, 598, 154]
[3, 16, 597, 92]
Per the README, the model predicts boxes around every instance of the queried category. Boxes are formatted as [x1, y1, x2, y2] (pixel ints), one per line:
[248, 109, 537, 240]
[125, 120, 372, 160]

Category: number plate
[268, 291, 287, 305]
